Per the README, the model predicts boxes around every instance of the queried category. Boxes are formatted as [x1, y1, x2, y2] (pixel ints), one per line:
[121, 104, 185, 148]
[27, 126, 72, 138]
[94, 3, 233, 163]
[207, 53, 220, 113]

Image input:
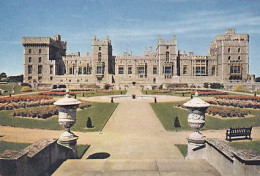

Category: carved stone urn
[183, 92, 210, 144]
[54, 89, 80, 154]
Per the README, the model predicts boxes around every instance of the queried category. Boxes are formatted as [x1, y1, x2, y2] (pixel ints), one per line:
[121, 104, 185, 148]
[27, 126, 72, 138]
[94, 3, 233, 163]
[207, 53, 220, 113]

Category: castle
[22, 29, 256, 89]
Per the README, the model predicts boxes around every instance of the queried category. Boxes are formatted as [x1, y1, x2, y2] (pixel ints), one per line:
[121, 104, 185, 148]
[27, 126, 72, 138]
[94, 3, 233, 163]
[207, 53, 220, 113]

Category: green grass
[0, 141, 31, 153]
[77, 144, 90, 158]
[175, 144, 188, 157]
[230, 141, 260, 154]
[151, 102, 260, 131]
[0, 102, 118, 132]
[0, 83, 24, 96]
[77, 90, 127, 98]
[142, 90, 191, 97]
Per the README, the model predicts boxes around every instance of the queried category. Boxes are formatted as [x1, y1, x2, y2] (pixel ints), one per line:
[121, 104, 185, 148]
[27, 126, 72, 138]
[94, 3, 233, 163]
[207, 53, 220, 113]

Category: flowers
[38, 92, 77, 96]
[207, 106, 250, 118]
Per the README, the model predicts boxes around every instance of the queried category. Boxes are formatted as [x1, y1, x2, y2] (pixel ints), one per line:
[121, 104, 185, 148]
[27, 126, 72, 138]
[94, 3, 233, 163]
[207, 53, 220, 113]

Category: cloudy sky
[0, 0, 260, 76]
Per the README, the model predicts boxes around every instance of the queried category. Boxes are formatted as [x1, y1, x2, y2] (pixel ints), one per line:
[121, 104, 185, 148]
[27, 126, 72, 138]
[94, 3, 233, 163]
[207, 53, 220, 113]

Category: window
[38, 65, 42, 74]
[137, 67, 145, 74]
[230, 66, 241, 74]
[196, 67, 200, 75]
[128, 67, 132, 74]
[201, 67, 206, 74]
[118, 67, 124, 74]
[183, 65, 187, 74]
[212, 66, 216, 76]
[78, 67, 82, 74]
[50, 76, 53, 81]
[164, 66, 171, 74]
[228, 56, 231, 60]
[29, 57, 32, 62]
[238, 56, 241, 60]
[38, 57, 42, 63]
[39, 49, 42, 53]
[50, 65, 53, 74]
[238, 48, 240, 53]
[153, 67, 157, 75]
[166, 46, 169, 49]
[83, 67, 87, 74]
[28, 65, 32, 74]
[98, 52, 101, 62]
[28, 76, 32, 81]
[99, 47, 101, 51]
[166, 52, 169, 62]
[97, 66, 102, 74]
[29, 49, 32, 54]
[228, 48, 230, 53]
[69, 67, 73, 74]
[89, 67, 92, 74]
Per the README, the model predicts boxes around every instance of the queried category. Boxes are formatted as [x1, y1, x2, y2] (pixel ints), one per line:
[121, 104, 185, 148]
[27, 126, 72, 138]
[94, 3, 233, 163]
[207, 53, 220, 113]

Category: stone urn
[54, 90, 81, 141]
[183, 93, 210, 144]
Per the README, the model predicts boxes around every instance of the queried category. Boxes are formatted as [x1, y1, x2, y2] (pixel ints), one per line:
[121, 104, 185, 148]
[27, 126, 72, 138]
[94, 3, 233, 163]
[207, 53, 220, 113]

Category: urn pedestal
[54, 90, 81, 156]
[183, 93, 210, 159]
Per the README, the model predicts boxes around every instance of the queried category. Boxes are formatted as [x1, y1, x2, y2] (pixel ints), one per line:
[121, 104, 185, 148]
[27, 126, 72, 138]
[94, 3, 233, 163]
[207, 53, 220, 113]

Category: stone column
[183, 92, 210, 159]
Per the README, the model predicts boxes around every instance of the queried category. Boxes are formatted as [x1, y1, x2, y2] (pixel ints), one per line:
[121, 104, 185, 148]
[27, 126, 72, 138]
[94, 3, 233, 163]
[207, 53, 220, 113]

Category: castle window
[29, 49, 32, 54]
[153, 67, 157, 75]
[99, 47, 101, 51]
[28, 65, 32, 74]
[98, 52, 102, 62]
[39, 49, 42, 54]
[230, 66, 241, 74]
[212, 66, 216, 76]
[50, 65, 53, 74]
[78, 67, 82, 74]
[183, 65, 187, 75]
[89, 67, 92, 74]
[238, 56, 240, 60]
[166, 46, 169, 49]
[164, 66, 171, 74]
[137, 67, 145, 74]
[238, 48, 240, 53]
[28, 76, 32, 81]
[118, 67, 124, 74]
[38, 65, 42, 74]
[29, 57, 32, 62]
[128, 67, 132, 74]
[97, 66, 102, 74]
[228, 56, 231, 60]
[166, 52, 169, 62]
[83, 67, 87, 74]
[38, 57, 42, 63]
[69, 67, 73, 74]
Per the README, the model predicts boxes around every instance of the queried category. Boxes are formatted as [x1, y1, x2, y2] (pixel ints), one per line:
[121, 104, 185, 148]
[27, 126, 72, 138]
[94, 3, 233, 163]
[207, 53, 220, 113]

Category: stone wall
[190, 138, 260, 176]
[0, 138, 75, 176]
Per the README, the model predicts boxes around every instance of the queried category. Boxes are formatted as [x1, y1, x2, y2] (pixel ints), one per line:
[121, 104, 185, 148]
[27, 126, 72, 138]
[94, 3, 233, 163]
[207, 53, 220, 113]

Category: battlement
[92, 35, 111, 45]
[22, 35, 66, 49]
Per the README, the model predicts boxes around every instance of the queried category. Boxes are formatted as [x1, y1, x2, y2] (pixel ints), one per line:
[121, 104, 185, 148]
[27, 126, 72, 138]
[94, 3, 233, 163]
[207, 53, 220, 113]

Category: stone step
[53, 159, 221, 176]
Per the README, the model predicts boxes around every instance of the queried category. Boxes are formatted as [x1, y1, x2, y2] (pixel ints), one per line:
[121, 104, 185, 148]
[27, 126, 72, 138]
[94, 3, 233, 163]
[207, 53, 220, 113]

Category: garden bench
[226, 127, 252, 141]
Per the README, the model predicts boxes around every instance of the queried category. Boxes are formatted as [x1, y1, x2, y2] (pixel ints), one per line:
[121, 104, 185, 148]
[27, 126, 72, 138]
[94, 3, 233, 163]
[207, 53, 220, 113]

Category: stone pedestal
[58, 136, 78, 155]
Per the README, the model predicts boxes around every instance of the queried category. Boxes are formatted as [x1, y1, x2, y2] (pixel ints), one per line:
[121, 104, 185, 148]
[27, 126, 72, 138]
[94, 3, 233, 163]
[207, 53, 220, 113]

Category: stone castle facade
[22, 29, 255, 89]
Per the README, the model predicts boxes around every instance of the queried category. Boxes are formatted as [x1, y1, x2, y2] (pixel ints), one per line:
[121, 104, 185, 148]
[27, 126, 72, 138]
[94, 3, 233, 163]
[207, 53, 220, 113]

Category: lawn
[151, 102, 260, 131]
[76, 90, 127, 98]
[77, 144, 90, 158]
[0, 141, 31, 153]
[0, 102, 118, 132]
[175, 144, 188, 158]
[230, 141, 260, 154]
[141, 90, 191, 97]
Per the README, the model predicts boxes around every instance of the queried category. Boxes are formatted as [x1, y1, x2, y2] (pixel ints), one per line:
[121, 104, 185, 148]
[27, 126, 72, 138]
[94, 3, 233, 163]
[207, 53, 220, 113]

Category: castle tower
[156, 35, 177, 79]
[22, 35, 66, 86]
[91, 35, 113, 83]
[209, 29, 249, 82]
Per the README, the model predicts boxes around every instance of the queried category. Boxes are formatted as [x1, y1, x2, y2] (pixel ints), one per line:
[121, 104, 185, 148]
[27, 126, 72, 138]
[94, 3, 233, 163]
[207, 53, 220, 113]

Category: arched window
[98, 52, 101, 62]
[38, 57, 42, 63]
[228, 56, 231, 60]
[238, 56, 240, 60]
[228, 48, 230, 53]
[238, 48, 240, 53]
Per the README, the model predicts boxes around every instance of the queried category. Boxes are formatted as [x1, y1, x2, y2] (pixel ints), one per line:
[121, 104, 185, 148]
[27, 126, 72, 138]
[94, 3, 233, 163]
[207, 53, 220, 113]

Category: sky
[0, 0, 260, 76]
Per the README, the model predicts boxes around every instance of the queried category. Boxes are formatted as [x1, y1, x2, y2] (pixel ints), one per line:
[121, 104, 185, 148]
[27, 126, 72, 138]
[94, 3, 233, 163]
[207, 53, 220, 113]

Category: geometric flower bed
[12, 102, 92, 119]
[0, 96, 55, 111]
[173, 89, 227, 96]
[207, 106, 250, 118]
[214, 95, 260, 102]
[206, 98, 260, 109]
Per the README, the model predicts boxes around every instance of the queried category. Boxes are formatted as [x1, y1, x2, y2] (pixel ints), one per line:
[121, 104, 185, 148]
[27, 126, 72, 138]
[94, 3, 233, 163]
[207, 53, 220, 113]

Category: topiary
[233, 85, 245, 92]
[21, 86, 32, 92]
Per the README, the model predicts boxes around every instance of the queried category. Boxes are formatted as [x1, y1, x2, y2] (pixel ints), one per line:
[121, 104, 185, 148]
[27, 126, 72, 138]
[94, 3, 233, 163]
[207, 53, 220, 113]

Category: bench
[226, 127, 252, 141]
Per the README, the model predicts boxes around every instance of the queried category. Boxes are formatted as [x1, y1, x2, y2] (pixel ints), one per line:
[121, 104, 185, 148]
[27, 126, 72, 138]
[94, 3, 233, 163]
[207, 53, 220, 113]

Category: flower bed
[207, 106, 250, 118]
[0, 99, 56, 110]
[206, 98, 260, 109]
[198, 91, 228, 96]
[214, 95, 260, 102]
[70, 88, 95, 92]
[38, 92, 77, 96]
[12, 102, 92, 119]
[0, 96, 52, 103]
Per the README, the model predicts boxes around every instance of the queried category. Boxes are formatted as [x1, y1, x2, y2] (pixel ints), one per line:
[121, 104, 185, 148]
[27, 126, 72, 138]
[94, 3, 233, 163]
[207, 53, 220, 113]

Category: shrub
[233, 85, 246, 92]
[21, 86, 32, 92]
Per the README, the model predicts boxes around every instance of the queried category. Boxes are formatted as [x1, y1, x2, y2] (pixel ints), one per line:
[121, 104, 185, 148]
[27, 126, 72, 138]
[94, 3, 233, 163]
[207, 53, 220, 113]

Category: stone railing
[206, 138, 260, 176]
[0, 138, 76, 176]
